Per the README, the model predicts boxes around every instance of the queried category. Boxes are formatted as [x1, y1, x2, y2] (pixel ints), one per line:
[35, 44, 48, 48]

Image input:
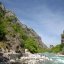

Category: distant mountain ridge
[0, 2, 47, 53]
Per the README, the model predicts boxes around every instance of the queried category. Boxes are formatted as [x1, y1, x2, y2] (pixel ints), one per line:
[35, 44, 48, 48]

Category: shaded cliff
[0, 2, 47, 53]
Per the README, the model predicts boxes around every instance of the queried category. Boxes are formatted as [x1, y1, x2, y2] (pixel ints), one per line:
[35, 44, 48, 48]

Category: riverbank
[20, 54, 53, 64]
[0, 49, 53, 64]
[20, 49, 53, 64]
[1, 50, 64, 64]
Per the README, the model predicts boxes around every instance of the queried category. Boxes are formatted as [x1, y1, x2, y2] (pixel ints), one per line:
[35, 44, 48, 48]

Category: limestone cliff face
[0, 2, 47, 53]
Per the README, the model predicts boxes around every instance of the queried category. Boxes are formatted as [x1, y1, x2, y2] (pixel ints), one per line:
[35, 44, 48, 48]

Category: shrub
[0, 25, 6, 40]
[0, 21, 6, 40]
[25, 37, 38, 53]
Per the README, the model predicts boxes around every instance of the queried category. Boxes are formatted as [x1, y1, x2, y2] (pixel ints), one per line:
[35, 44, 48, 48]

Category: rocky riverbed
[1, 51, 64, 64]
[0, 50, 52, 64]
[2, 49, 64, 64]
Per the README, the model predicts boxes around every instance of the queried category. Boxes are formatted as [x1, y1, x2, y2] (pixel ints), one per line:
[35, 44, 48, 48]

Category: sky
[0, 0, 64, 47]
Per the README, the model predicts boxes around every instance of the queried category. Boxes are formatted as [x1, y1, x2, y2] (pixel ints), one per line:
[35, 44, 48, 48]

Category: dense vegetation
[0, 22, 6, 40]
[49, 43, 64, 54]
[0, 8, 6, 40]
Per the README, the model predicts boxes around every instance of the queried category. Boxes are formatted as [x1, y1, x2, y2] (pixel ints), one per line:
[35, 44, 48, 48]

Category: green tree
[0, 24, 6, 40]
[51, 44, 61, 53]
[25, 37, 38, 53]
[0, 20, 6, 40]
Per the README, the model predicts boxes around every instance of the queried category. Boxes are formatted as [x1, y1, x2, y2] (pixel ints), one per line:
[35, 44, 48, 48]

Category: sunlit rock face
[0, 2, 5, 11]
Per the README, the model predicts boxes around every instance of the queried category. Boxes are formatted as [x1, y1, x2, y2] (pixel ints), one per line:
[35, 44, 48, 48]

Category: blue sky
[0, 0, 64, 47]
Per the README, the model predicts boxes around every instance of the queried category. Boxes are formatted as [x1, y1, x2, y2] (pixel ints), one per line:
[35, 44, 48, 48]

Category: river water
[40, 52, 64, 64]
[24, 52, 64, 64]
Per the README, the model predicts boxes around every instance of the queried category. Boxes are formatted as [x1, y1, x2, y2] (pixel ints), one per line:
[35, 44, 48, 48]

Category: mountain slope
[0, 2, 47, 53]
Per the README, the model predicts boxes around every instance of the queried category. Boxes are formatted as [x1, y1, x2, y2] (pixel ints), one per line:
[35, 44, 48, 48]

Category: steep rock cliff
[0, 2, 47, 53]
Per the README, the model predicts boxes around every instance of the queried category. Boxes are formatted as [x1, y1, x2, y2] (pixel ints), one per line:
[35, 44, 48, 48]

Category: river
[40, 52, 64, 64]
[23, 52, 64, 64]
